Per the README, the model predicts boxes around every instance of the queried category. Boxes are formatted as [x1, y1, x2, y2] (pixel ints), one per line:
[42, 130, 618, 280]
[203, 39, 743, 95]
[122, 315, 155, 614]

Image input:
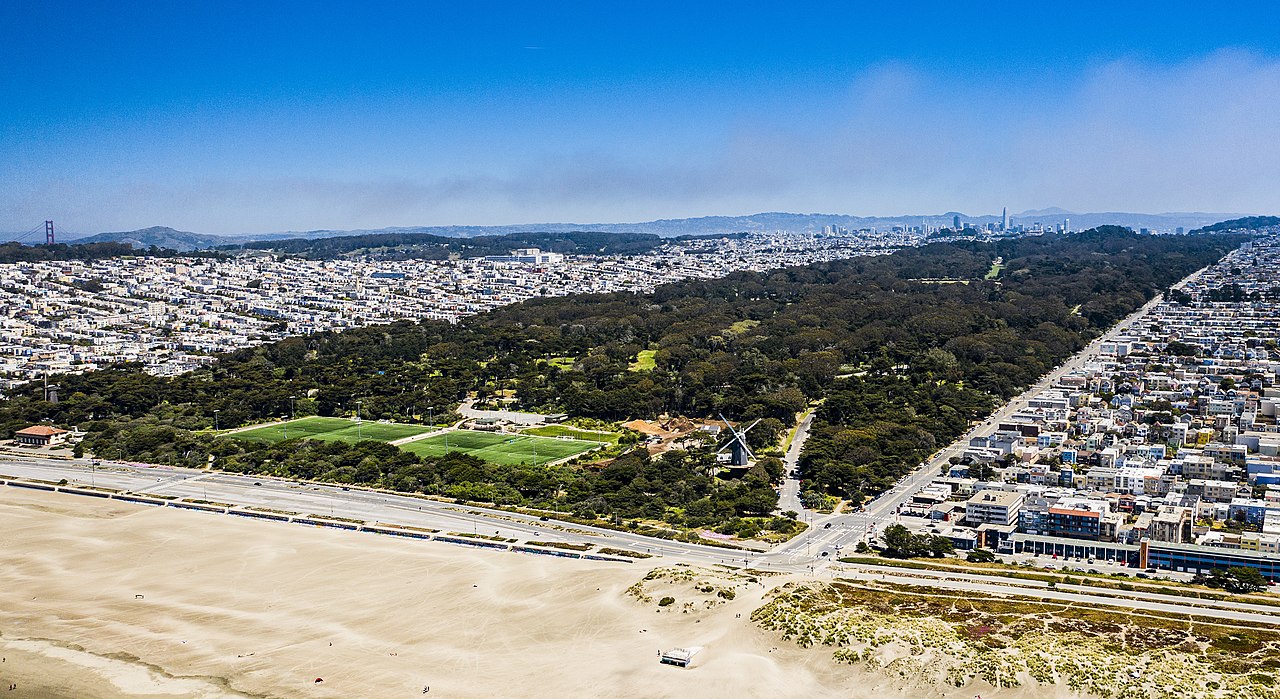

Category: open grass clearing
[401, 429, 602, 465]
[629, 349, 656, 372]
[543, 355, 577, 370]
[523, 424, 620, 444]
[228, 416, 431, 444]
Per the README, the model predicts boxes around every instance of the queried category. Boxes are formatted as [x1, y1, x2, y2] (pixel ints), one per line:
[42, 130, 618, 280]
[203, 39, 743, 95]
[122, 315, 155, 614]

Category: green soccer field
[401, 429, 603, 465]
[228, 416, 432, 444]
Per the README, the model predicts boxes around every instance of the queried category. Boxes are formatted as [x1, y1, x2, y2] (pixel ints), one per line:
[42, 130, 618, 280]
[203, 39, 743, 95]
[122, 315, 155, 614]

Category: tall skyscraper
[1001, 207, 1009, 231]
[953, 215, 961, 230]
[1064, 218, 1070, 233]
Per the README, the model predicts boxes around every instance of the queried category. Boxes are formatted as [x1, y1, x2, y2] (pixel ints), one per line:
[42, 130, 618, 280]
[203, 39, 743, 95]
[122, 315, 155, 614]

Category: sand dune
[0, 488, 1081, 698]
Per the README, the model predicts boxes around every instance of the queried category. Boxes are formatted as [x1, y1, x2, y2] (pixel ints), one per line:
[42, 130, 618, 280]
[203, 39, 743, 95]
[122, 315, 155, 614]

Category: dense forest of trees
[0, 227, 1246, 528]
[1194, 216, 1280, 233]
[227, 230, 733, 260]
[0, 241, 205, 263]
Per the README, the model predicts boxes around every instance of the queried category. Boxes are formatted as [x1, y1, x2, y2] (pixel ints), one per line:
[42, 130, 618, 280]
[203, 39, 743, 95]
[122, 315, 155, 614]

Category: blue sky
[2, 2, 1279, 234]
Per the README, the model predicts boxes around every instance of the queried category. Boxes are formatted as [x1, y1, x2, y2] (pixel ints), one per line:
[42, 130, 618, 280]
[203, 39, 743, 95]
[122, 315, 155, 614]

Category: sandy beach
[0, 488, 1084, 699]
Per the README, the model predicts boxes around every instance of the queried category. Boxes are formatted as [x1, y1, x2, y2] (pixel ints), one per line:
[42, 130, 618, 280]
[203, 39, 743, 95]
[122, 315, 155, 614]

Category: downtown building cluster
[0, 229, 916, 388]
[906, 235, 1280, 577]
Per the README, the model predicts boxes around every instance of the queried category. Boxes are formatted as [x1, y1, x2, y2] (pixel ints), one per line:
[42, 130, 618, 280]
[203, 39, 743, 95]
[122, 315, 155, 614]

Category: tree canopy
[0, 228, 1246, 530]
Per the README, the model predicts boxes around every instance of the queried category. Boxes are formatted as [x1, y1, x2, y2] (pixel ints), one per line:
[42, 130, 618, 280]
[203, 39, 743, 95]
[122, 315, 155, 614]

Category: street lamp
[356, 400, 363, 440]
[213, 409, 220, 432]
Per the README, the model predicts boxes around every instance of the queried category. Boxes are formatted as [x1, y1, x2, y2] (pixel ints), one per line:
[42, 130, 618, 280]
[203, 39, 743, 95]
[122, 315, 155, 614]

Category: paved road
[837, 562, 1279, 617]
[457, 399, 553, 426]
[836, 566, 1280, 625]
[6, 452, 1276, 622]
[0, 456, 767, 566]
[777, 410, 814, 513]
[750, 281, 1193, 569]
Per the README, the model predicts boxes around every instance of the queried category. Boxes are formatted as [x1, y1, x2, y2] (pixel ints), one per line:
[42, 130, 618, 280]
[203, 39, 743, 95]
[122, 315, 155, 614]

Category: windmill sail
[716, 413, 759, 467]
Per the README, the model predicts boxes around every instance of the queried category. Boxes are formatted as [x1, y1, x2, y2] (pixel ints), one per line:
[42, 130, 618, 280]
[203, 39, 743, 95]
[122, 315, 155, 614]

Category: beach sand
[0, 488, 1084, 698]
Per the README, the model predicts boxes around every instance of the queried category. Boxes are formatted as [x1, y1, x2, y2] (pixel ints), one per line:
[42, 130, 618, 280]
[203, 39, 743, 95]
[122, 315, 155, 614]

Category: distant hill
[263, 210, 1253, 240]
[1192, 216, 1280, 233]
[56, 209, 1256, 252]
[72, 226, 236, 252]
[1008, 210, 1247, 232]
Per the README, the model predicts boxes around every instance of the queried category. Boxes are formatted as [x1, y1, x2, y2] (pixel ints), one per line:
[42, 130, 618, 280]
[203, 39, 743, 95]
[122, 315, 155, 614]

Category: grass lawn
[229, 416, 432, 444]
[984, 262, 1004, 279]
[544, 355, 577, 370]
[523, 424, 620, 444]
[401, 429, 602, 465]
[629, 349, 656, 372]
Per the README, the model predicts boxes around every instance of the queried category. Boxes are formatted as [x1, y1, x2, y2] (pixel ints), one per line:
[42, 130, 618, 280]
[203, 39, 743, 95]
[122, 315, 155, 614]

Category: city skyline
[3, 3, 1279, 233]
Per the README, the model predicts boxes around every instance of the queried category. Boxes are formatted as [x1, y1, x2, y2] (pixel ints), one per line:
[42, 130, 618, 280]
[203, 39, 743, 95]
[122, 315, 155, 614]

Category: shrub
[658, 596, 675, 607]
[966, 549, 997, 563]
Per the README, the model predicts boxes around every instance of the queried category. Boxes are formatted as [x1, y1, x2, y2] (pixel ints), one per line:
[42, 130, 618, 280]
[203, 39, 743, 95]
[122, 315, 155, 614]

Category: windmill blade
[717, 413, 732, 432]
[719, 412, 749, 443]
[715, 412, 758, 463]
[743, 419, 762, 434]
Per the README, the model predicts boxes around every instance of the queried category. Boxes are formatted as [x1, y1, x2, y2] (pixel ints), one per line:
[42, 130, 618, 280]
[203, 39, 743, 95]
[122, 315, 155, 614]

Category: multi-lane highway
[0, 455, 770, 568]
[5, 452, 1276, 625]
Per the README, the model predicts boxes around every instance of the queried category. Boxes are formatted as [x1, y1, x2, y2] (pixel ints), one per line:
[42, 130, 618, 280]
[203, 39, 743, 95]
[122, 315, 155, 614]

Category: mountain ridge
[52, 210, 1256, 251]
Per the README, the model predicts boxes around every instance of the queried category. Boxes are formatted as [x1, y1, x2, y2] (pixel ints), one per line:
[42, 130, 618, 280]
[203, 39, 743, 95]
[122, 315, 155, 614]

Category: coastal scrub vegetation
[754, 579, 1280, 698]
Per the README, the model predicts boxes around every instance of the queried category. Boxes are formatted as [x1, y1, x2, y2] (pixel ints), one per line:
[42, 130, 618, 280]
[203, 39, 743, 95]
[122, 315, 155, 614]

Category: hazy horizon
[3, 3, 1279, 235]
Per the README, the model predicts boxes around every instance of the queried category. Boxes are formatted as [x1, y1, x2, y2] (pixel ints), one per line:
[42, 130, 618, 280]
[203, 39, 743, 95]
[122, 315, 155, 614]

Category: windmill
[716, 413, 760, 467]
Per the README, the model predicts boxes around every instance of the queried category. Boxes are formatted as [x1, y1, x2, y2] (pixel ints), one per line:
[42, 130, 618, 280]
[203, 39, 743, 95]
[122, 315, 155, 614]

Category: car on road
[253, 481, 262, 486]
[820, 551, 829, 557]
[823, 522, 832, 529]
